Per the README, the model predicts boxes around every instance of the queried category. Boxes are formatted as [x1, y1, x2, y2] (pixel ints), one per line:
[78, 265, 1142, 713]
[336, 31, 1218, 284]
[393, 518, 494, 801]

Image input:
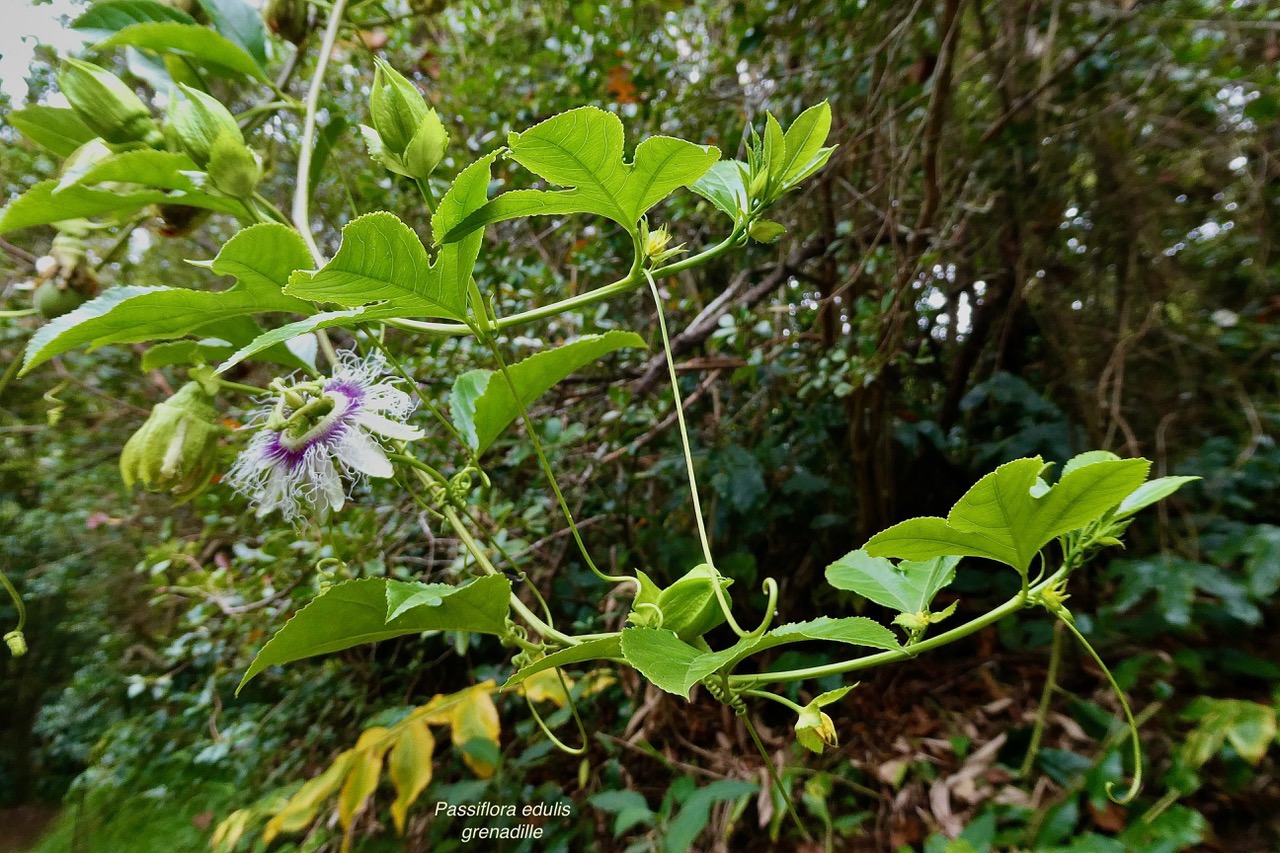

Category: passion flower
[225, 353, 423, 521]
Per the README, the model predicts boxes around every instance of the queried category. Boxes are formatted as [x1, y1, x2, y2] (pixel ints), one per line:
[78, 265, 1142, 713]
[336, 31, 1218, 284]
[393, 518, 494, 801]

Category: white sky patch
[0, 0, 89, 103]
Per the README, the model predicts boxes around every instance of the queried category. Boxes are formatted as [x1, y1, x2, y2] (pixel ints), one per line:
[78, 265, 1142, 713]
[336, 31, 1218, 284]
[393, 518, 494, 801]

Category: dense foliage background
[2, 0, 1278, 850]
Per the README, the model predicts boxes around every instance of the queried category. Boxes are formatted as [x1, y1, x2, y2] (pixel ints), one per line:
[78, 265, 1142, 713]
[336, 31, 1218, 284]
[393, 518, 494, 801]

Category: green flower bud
[168, 84, 243, 168]
[626, 570, 664, 629]
[31, 232, 97, 319]
[655, 563, 732, 642]
[368, 58, 448, 179]
[207, 130, 262, 199]
[120, 381, 222, 503]
[370, 59, 429, 155]
[403, 110, 449, 179]
[58, 58, 160, 146]
[4, 630, 27, 658]
[748, 219, 786, 243]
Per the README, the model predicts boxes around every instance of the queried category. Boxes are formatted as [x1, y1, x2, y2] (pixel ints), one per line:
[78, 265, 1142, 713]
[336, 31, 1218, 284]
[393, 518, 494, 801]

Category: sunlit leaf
[825, 551, 959, 614]
[263, 752, 354, 842]
[338, 728, 393, 832]
[237, 576, 512, 692]
[865, 457, 1150, 572]
[446, 682, 501, 778]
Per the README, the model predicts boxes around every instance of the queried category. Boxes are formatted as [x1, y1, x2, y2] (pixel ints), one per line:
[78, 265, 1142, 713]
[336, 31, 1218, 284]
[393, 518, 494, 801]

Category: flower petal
[312, 451, 346, 512]
[354, 409, 423, 441]
[334, 427, 393, 478]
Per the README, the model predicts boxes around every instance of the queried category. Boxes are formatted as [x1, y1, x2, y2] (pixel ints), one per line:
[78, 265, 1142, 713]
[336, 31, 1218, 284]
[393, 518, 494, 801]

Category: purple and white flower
[226, 352, 422, 520]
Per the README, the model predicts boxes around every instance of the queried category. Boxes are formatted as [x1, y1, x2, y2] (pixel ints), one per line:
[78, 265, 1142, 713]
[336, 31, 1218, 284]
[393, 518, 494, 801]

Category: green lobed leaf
[1061, 450, 1120, 478]
[195, 0, 268, 68]
[865, 456, 1151, 572]
[238, 575, 512, 692]
[95, 21, 268, 81]
[450, 331, 646, 454]
[200, 221, 315, 295]
[619, 628, 704, 698]
[825, 551, 959, 615]
[23, 223, 313, 374]
[504, 636, 625, 686]
[285, 212, 465, 320]
[6, 106, 98, 157]
[72, 0, 196, 36]
[442, 107, 719, 241]
[288, 152, 498, 321]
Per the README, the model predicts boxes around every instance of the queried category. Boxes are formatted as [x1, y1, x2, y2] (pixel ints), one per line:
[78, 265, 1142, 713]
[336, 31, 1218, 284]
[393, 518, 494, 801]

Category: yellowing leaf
[210, 809, 251, 852]
[448, 681, 501, 778]
[264, 751, 354, 842]
[519, 668, 574, 707]
[337, 727, 396, 850]
[388, 719, 435, 833]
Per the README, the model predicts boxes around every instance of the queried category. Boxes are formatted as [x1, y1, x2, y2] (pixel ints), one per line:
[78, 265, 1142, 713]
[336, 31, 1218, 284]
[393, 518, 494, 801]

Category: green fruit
[33, 280, 86, 319]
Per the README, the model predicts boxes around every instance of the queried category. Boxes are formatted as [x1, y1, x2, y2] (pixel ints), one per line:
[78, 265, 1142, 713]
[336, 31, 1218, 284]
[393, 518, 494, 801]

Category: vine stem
[1020, 619, 1065, 778]
[293, 0, 348, 267]
[438, 502, 581, 647]
[730, 564, 1071, 687]
[741, 711, 814, 844]
[1, 570, 27, 632]
[385, 225, 745, 338]
[741, 688, 804, 714]
[1056, 614, 1144, 804]
[646, 270, 769, 640]
[481, 335, 627, 585]
[644, 270, 713, 568]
